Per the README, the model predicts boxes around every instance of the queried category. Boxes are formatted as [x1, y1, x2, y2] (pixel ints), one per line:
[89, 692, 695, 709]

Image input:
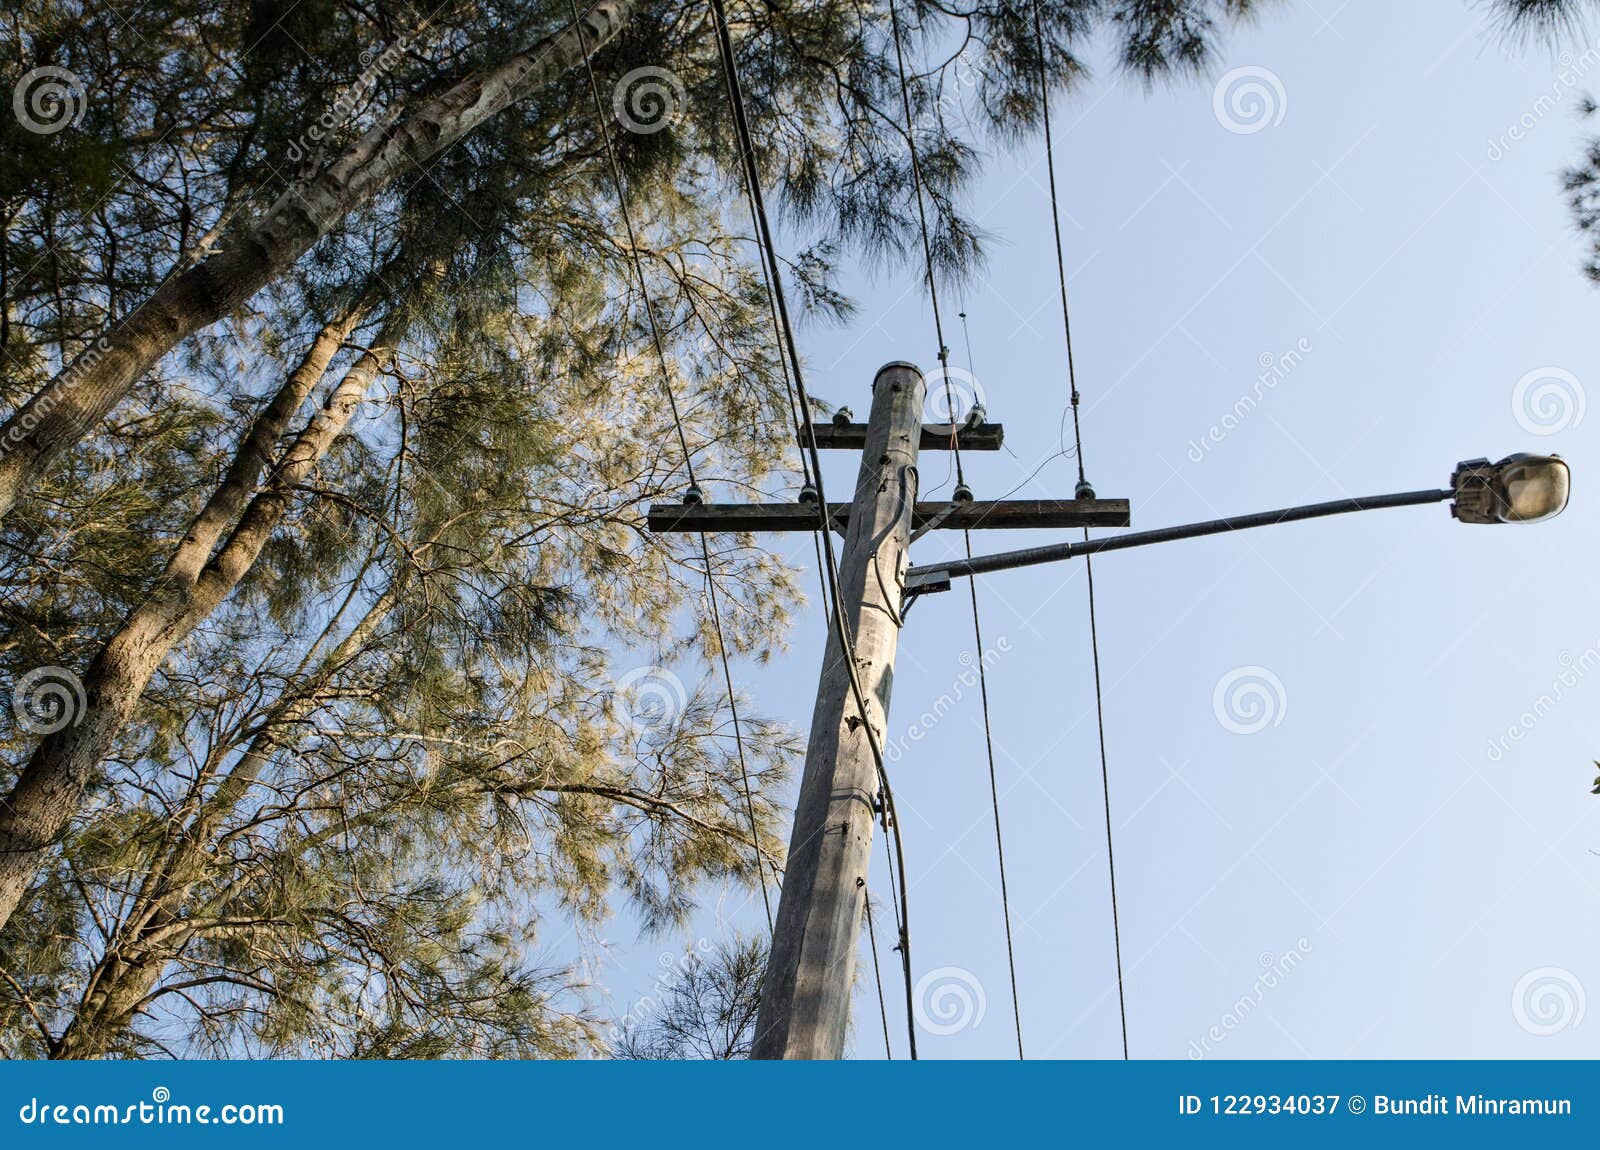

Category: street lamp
[903, 453, 1571, 596]
[1451, 453, 1570, 524]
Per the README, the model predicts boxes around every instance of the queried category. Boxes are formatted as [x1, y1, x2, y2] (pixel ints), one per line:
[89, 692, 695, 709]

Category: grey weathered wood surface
[750, 362, 924, 1059]
[805, 421, 1004, 451]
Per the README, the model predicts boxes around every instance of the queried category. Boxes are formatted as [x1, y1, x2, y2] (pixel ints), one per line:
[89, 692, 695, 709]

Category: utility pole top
[876, 359, 922, 381]
[644, 359, 1130, 1059]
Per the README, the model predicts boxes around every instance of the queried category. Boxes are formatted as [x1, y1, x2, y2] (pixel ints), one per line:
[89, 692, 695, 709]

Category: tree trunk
[0, 311, 407, 934]
[0, 0, 637, 524]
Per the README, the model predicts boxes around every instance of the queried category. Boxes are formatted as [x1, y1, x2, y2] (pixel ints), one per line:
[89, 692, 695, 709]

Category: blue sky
[596, 2, 1600, 1059]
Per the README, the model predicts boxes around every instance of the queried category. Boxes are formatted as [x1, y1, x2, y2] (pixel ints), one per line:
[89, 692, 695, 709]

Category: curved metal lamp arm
[905, 488, 1455, 592]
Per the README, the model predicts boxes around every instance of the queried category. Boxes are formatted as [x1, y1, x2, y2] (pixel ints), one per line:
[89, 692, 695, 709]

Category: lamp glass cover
[1498, 456, 1569, 523]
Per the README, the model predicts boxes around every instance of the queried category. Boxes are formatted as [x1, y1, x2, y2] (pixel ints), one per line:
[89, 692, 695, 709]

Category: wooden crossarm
[646, 498, 1130, 533]
[803, 422, 1005, 451]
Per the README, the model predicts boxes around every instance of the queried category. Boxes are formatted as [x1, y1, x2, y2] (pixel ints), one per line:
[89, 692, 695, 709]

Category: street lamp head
[1451, 453, 1570, 524]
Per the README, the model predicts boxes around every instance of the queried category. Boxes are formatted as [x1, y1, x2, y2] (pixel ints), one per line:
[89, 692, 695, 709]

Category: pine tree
[1, 77, 809, 1047]
[1564, 97, 1600, 284]
[612, 934, 767, 1059]
[0, 233, 805, 1055]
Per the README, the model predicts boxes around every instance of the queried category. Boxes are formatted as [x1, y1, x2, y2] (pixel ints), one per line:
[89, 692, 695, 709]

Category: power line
[708, 0, 919, 1058]
[1031, 0, 1129, 1059]
[1084, 543, 1126, 1056]
[955, 317, 1024, 1059]
[886, 0, 963, 486]
[863, 893, 894, 1059]
[706, 571, 775, 931]
[1030, 2, 1088, 490]
[710, 0, 833, 696]
[565, 0, 773, 930]
[889, 0, 1025, 1060]
[963, 543, 1024, 1057]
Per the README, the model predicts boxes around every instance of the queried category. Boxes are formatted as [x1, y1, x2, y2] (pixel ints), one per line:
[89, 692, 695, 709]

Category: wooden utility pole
[750, 360, 923, 1059]
[647, 359, 1129, 1058]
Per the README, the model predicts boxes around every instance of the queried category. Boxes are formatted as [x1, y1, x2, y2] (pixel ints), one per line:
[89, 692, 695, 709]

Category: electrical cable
[955, 315, 1024, 1060]
[863, 892, 894, 1059]
[886, 0, 965, 488]
[709, 0, 919, 1058]
[890, 0, 1024, 1059]
[566, 0, 773, 930]
[1030, 0, 1128, 1059]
